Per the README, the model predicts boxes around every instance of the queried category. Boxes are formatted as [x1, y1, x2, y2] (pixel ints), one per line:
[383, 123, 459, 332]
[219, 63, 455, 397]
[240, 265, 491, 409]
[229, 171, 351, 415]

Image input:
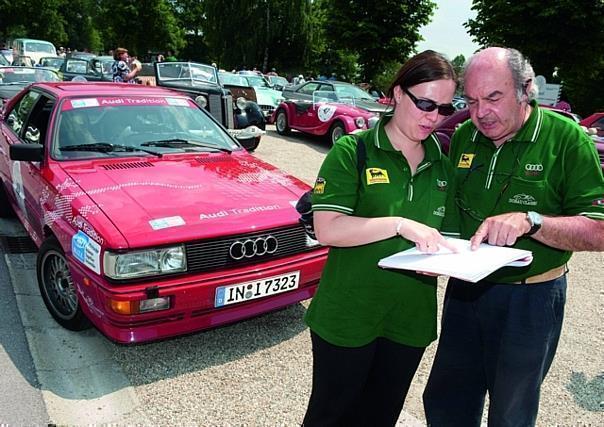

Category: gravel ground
[109, 126, 603, 426]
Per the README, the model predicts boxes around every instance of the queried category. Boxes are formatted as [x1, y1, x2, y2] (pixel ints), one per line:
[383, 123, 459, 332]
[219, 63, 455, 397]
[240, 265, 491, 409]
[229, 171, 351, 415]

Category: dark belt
[510, 264, 568, 284]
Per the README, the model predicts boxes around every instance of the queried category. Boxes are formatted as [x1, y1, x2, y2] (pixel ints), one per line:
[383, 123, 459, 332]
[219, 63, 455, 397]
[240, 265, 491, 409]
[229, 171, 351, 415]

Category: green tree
[322, 0, 436, 83]
[465, 0, 604, 115]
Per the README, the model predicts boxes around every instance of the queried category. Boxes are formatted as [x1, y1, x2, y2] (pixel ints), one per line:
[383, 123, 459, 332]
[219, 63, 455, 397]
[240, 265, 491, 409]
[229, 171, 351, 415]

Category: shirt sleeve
[311, 135, 361, 215]
[561, 131, 604, 220]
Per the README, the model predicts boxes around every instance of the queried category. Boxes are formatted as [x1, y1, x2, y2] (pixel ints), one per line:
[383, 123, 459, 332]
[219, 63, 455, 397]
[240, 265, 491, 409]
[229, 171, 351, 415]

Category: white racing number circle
[229, 236, 278, 260]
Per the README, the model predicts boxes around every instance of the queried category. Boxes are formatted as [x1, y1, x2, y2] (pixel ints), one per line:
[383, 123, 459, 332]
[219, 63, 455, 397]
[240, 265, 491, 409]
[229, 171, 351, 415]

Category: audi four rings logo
[229, 236, 278, 260]
[525, 163, 543, 171]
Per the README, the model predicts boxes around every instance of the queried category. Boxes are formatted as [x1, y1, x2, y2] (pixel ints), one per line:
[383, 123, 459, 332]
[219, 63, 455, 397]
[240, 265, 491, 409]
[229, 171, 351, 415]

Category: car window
[53, 96, 239, 160]
[298, 83, 321, 95]
[6, 91, 41, 136]
[65, 60, 88, 74]
[23, 95, 55, 144]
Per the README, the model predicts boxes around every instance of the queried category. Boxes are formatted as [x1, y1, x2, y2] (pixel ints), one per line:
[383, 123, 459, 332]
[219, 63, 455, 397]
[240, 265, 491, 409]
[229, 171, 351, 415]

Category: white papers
[378, 238, 532, 283]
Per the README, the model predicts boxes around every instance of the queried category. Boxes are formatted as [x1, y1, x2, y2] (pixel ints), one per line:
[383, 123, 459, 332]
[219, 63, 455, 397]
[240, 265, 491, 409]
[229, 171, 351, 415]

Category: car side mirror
[10, 143, 44, 162]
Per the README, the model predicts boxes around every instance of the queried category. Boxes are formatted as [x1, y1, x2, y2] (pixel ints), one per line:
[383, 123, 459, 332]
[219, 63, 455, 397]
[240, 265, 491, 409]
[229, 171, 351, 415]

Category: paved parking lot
[1, 125, 602, 425]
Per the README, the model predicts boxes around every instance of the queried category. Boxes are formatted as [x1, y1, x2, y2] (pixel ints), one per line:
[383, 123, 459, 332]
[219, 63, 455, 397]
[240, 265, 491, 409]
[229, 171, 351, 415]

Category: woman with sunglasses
[303, 50, 458, 426]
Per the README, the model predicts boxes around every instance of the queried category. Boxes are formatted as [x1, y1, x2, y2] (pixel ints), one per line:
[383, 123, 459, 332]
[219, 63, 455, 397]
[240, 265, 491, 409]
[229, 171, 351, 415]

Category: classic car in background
[218, 72, 283, 120]
[272, 90, 380, 144]
[59, 56, 113, 82]
[266, 75, 290, 91]
[39, 56, 65, 71]
[155, 61, 265, 151]
[581, 112, 604, 137]
[282, 80, 391, 117]
[0, 66, 61, 103]
[0, 82, 328, 343]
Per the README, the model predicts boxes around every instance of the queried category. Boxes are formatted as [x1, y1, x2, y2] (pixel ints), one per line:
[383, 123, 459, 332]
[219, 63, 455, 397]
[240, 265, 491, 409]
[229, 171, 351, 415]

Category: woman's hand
[396, 218, 458, 253]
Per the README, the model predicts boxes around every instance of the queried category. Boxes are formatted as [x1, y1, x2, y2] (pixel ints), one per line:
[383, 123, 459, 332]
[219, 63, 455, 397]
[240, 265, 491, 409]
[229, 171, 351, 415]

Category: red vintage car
[271, 90, 385, 144]
[0, 82, 327, 343]
[580, 112, 604, 137]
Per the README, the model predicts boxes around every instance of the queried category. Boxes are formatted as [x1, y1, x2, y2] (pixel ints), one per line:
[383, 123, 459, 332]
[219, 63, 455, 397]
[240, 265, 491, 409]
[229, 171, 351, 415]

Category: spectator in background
[165, 51, 177, 62]
[267, 68, 278, 76]
[112, 47, 139, 83]
[156, 53, 165, 63]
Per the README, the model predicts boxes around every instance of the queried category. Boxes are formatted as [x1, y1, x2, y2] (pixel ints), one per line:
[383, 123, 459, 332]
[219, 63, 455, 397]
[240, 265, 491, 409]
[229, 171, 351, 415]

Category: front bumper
[70, 248, 327, 344]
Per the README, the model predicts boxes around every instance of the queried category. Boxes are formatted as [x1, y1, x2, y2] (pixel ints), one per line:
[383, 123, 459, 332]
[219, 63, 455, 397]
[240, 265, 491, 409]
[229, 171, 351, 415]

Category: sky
[417, 0, 481, 61]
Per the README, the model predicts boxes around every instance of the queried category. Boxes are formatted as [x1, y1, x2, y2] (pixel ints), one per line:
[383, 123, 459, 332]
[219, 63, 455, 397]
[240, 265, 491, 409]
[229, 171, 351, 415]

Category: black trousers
[303, 331, 425, 427]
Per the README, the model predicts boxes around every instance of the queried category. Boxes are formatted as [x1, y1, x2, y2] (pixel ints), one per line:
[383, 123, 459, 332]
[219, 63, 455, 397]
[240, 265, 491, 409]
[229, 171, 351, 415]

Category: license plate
[214, 271, 300, 308]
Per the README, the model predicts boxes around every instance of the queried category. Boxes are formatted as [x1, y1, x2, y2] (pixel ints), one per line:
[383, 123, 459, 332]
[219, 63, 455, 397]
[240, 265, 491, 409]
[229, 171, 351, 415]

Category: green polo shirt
[305, 113, 456, 348]
[443, 101, 604, 283]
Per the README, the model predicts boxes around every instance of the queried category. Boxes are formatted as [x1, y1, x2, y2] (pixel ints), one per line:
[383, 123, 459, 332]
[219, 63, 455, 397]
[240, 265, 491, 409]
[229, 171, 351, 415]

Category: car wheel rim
[331, 126, 343, 144]
[41, 250, 78, 319]
[276, 113, 286, 132]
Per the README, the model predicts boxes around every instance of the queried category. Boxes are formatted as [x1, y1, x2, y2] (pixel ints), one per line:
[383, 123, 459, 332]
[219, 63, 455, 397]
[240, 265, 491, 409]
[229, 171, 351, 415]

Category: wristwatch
[525, 211, 543, 236]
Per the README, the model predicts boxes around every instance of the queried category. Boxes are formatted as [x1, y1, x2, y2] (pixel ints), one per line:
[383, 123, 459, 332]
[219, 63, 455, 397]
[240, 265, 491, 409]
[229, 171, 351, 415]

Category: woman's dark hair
[386, 50, 457, 99]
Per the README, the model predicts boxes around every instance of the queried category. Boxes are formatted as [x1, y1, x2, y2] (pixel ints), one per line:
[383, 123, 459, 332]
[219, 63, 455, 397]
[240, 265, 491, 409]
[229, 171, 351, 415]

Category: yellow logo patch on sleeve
[313, 177, 326, 194]
[457, 153, 475, 169]
[365, 168, 390, 185]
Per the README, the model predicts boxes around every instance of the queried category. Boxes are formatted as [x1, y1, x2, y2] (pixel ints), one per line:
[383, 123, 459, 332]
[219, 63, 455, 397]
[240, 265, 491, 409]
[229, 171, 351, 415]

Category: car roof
[28, 82, 184, 99]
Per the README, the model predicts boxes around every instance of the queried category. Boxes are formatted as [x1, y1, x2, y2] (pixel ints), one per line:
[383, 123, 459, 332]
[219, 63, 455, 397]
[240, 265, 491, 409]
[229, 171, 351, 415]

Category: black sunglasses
[403, 87, 456, 116]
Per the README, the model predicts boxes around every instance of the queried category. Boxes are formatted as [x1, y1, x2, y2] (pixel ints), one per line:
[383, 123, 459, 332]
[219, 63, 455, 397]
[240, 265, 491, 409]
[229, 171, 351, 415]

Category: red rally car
[0, 82, 327, 344]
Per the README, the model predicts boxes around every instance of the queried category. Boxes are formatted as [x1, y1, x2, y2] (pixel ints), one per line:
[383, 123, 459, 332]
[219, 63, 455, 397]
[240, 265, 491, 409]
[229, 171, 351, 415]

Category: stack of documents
[378, 238, 533, 283]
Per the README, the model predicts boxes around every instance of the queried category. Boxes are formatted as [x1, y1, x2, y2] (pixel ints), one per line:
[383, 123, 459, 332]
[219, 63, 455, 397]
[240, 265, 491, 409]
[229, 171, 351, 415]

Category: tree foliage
[322, 0, 436, 83]
[466, 0, 604, 115]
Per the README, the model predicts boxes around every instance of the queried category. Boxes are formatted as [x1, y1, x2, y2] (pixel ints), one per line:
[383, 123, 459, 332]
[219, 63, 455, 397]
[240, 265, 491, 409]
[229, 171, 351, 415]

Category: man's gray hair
[464, 47, 538, 102]
[506, 48, 538, 102]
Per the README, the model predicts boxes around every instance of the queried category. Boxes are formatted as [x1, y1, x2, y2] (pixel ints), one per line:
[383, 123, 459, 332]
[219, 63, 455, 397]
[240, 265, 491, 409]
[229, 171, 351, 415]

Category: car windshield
[0, 53, 9, 66]
[53, 96, 239, 160]
[333, 83, 375, 101]
[218, 73, 249, 86]
[0, 67, 61, 84]
[25, 42, 55, 53]
[269, 76, 288, 86]
[245, 75, 271, 88]
[40, 57, 64, 70]
[156, 62, 217, 84]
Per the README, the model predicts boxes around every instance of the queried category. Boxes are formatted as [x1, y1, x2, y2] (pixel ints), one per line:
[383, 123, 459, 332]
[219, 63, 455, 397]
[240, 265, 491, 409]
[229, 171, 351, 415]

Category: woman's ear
[393, 85, 403, 104]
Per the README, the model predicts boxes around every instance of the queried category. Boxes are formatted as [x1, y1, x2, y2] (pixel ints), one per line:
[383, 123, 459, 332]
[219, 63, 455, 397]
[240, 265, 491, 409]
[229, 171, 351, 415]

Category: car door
[2, 90, 55, 241]
[292, 83, 322, 128]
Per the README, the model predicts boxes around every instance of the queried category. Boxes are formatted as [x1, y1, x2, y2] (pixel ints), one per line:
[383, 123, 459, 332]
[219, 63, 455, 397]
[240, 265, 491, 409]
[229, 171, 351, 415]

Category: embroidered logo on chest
[457, 153, 475, 168]
[365, 168, 390, 185]
[524, 163, 544, 176]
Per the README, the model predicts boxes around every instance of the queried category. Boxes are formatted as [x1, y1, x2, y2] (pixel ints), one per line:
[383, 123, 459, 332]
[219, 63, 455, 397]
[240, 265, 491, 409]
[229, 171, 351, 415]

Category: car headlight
[195, 95, 207, 108]
[236, 97, 247, 110]
[104, 245, 186, 280]
[368, 116, 379, 128]
[355, 117, 366, 128]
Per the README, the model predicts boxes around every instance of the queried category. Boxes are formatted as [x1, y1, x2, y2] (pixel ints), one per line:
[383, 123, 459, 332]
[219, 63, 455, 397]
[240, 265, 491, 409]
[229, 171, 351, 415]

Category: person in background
[303, 50, 458, 427]
[423, 46, 604, 426]
[165, 50, 177, 62]
[111, 47, 139, 83]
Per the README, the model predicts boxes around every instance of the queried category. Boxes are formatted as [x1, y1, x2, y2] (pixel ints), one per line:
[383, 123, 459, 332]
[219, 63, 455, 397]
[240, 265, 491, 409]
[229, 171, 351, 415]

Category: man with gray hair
[423, 47, 604, 425]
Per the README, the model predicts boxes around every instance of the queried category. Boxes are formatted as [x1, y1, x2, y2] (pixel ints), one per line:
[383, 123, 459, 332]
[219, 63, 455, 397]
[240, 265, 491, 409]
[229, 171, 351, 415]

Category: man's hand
[470, 212, 530, 250]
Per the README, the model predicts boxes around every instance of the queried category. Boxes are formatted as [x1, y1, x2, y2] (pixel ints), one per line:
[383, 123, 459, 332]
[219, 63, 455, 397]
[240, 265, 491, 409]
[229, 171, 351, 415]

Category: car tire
[275, 109, 290, 135]
[37, 237, 90, 331]
[0, 183, 15, 217]
[328, 121, 345, 145]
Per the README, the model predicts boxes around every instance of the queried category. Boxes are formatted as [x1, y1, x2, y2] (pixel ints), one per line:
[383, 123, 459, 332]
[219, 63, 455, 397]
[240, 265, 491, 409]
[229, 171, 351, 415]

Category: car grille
[260, 105, 275, 116]
[185, 224, 314, 273]
[207, 94, 235, 129]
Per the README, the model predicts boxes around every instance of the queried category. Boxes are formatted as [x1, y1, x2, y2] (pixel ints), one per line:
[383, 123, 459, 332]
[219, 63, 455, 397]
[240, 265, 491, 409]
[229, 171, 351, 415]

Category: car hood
[254, 88, 283, 105]
[60, 153, 308, 248]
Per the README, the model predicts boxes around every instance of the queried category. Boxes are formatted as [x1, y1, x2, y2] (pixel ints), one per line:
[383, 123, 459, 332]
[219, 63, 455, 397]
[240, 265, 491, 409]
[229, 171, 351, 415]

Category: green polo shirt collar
[374, 112, 443, 162]
[471, 100, 544, 145]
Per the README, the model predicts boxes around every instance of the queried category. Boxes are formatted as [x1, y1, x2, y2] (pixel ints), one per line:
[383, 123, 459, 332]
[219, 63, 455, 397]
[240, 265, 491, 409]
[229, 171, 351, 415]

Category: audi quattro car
[0, 82, 327, 344]
[272, 90, 380, 144]
[154, 61, 266, 152]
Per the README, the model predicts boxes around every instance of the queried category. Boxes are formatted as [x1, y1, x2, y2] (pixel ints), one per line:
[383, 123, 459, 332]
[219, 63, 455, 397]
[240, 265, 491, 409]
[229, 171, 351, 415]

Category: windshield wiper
[60, 142, 162, 157]
[141, 139, 232, 153]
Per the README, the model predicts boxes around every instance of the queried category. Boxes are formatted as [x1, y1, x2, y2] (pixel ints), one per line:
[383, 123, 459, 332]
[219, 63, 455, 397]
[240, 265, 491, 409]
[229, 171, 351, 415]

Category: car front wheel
[275, 110, 290, 135]
[37, 237, 90, 331]
[328, 121, 345, 145]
